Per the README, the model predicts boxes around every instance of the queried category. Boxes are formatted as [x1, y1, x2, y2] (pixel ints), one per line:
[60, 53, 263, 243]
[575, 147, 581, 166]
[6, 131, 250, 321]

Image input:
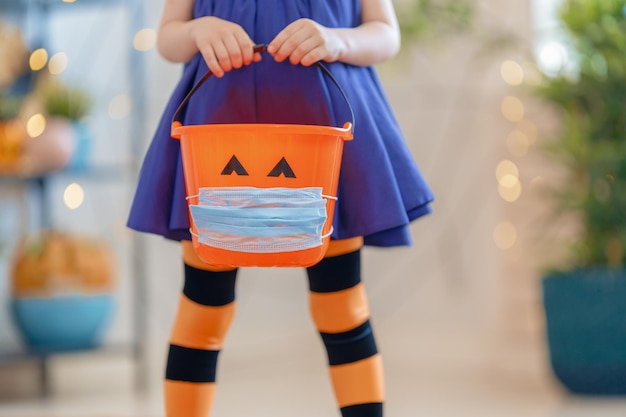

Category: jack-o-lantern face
[221, 155, 296, 178]
[204, 134, 343, 190]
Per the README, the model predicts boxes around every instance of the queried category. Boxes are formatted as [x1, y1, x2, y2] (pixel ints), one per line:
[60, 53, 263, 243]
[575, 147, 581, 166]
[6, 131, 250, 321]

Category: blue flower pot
[67, 121, 92, 172]
[11, 294, 116, 355]
[542, 268, 626, 395]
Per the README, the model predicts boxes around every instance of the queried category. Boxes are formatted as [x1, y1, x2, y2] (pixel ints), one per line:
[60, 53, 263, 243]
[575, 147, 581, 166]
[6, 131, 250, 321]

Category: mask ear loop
[190, 227, 334, 240]
[321, 195, 336, 239]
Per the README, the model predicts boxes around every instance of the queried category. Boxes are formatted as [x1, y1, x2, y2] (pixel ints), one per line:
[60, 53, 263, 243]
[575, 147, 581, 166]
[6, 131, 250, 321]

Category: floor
[2, 326, 626, 417]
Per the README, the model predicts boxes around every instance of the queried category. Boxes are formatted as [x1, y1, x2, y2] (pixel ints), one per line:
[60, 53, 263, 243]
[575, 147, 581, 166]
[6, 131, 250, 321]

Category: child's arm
[156, 0, 260, 77]
[268, 0, 401, 67]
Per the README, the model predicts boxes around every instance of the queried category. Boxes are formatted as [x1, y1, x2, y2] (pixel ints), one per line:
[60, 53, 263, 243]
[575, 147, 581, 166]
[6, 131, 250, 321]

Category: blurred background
[1, 0, 626, 416]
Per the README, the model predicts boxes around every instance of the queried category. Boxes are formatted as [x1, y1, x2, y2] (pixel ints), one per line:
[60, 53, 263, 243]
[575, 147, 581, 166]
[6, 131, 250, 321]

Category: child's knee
[172, 262, 239, 350]
[170, 295, 236, 350]
[308, 283, 370, 333]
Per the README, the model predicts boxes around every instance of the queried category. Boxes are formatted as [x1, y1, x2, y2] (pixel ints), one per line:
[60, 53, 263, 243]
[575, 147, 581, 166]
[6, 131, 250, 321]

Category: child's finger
[267, 32, 286, 55]
[199, 46, 224, 78]
[234, 32, 255, 65]
[271, 30, 311, 63]
[299, 46, 326, 67]
[267, 21, 300, 56]
[212, 41, 232, 73]
[287, 36, 321, 65]
[223, 35, 244, 69]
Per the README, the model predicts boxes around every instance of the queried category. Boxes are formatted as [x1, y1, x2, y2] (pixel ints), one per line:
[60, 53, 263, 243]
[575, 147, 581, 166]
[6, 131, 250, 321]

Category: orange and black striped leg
[307, 246, 384, 417]
[164, 260, 237, 417]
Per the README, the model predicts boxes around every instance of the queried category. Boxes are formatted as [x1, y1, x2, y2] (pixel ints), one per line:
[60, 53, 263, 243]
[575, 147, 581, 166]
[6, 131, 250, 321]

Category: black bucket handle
[171, 43, 355, 134]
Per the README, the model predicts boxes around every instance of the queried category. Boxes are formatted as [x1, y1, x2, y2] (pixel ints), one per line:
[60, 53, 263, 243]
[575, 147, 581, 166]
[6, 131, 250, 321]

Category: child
[127, 1, 434, 416]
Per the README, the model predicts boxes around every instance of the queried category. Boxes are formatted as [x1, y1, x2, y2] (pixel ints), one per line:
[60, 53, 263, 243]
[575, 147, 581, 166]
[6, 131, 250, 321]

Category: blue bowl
[11, 294, 116, 354]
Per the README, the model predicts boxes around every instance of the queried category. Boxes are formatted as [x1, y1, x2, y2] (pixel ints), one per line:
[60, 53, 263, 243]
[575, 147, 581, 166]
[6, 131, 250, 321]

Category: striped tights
[165, 248, 384, 416]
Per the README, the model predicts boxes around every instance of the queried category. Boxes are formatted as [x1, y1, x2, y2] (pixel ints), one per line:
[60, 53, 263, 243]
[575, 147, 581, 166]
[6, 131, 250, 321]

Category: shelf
[0, 163, 135, 228]
[0, 344, 137, 397]
[0, 344, 133, 362]
[0, 0, 148, 398]
[0, 0, 130, 12]
[0, 163, 134, 183]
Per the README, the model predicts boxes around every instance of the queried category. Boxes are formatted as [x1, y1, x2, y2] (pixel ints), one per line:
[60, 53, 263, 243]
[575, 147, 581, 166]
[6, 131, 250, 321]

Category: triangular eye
[221, 155, 248, 176]
[267, 157, 296, 178]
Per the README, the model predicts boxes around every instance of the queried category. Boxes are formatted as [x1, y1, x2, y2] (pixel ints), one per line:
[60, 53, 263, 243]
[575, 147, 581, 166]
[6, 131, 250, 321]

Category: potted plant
[34, 75, 93, 172]
[0, 95, 23, 171]
[0, 20, 29, 173]
[534, 0, 626, 395]
[10, 230, 117, 354]
[0, 19, 89, 176]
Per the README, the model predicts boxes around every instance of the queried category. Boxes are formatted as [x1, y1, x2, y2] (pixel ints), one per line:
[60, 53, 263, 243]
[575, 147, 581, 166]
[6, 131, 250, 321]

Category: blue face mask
[189, 187, 333, 253]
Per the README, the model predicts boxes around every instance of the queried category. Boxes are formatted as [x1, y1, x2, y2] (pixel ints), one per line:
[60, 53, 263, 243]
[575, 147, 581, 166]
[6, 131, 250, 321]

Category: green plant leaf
[535, 0, 626, 268]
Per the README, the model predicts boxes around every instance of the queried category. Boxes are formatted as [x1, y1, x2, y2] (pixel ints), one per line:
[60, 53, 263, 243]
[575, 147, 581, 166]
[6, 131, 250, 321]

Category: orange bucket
[171, 45, 353, 268]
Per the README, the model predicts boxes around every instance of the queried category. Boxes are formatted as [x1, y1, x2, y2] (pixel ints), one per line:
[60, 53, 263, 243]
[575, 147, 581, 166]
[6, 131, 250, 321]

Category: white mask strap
[191, 227, 333, 239]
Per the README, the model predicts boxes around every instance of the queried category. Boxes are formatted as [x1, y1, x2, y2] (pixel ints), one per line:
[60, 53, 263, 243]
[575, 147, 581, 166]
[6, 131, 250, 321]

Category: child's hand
[191, 16, 261, 77]
[267, 19, 344, 66]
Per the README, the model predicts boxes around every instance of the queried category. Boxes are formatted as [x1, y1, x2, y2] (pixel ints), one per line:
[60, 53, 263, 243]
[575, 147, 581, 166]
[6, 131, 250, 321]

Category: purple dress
[127, 0, 434, 247]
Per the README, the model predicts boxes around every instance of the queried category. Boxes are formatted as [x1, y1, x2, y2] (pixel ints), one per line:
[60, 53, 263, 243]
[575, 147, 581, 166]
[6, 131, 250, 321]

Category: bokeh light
[501, 96, 525, 122]
[494, 221, 517, 250]
[133, 28, 157, 51]
[29, 48, 48, 71]
[499, 181, 522, 202]
[108, 94, 132, 119]
[49, 52, 68, 75]
[518, 120, 538, 144]
[499, 174, 519, 188]
[63, 182, 85, 210]
[507, 130, 530, 156]
[536, 41, 569, 76]
[496, 159, 521, 202]
[26, 113, 46, 138]
[496, 159, 519, 182]
[501, 60, 524, 86]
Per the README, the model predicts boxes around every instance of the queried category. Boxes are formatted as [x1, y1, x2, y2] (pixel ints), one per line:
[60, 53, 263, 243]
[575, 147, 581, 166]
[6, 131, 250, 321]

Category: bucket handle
[171, 43, 355, 135]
